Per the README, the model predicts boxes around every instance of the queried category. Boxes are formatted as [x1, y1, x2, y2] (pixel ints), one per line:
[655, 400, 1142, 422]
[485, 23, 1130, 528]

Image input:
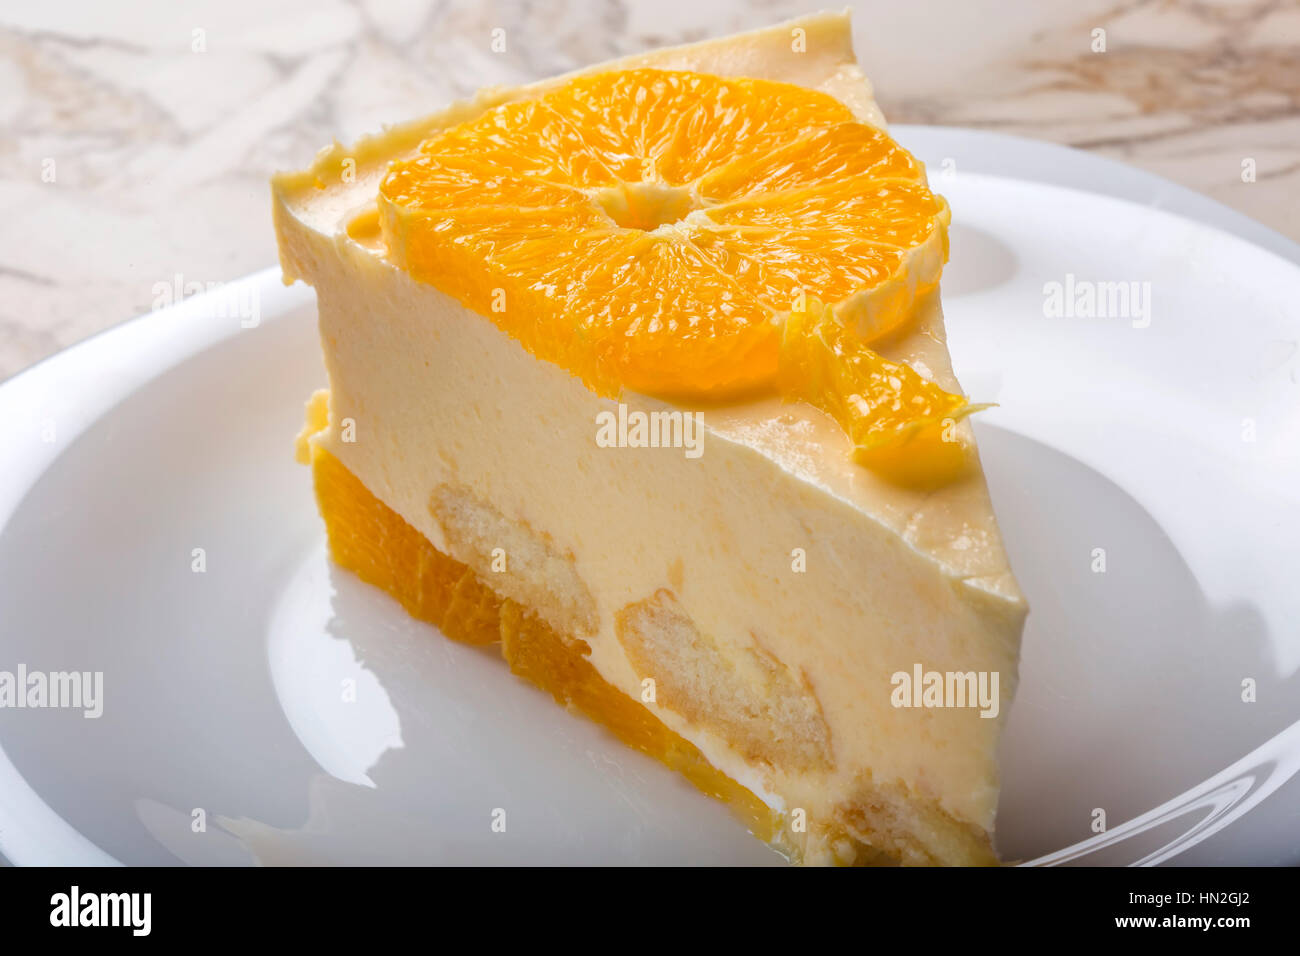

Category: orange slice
[378, 67, 969, 481]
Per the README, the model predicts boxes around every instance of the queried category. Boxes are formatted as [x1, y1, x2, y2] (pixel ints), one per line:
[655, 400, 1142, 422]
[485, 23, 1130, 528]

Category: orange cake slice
[273, 11, 1026, 865]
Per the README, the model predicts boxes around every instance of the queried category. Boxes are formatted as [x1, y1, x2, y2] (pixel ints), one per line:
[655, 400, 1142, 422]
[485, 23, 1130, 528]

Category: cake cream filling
[273, 11, 1026, 845]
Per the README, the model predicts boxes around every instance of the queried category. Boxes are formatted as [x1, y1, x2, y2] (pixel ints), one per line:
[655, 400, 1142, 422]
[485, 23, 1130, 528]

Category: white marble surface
[2, 0, 1297, 379]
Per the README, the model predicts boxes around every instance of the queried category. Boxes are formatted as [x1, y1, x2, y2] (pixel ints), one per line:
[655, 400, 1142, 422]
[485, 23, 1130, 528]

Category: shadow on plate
[979, 424, 1299, 865]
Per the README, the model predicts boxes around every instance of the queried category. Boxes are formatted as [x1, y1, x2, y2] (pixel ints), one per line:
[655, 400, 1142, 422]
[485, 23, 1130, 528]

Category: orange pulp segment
[781, 305, 979, 486]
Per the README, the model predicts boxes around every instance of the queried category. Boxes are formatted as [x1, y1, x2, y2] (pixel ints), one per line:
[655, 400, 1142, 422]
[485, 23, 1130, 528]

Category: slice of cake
[272, 10, 1027, 865]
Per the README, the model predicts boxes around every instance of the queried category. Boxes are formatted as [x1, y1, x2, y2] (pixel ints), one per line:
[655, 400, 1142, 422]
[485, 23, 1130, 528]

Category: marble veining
[0, 0, 1296, 379]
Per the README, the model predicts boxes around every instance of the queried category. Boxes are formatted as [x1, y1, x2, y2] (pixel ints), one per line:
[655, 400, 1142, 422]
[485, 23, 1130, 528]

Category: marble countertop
[2, 0, 1297, 380]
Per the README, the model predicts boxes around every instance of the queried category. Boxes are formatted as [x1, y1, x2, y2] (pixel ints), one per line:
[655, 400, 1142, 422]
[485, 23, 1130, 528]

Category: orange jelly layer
[312, 446, 784, 851]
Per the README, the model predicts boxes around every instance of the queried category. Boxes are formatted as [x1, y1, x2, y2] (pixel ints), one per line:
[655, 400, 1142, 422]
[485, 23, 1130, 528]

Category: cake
[271, 10, 1027, 865]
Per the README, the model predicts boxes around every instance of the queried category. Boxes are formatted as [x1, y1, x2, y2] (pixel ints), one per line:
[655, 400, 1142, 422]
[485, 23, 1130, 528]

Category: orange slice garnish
[378, 68, 972, 482]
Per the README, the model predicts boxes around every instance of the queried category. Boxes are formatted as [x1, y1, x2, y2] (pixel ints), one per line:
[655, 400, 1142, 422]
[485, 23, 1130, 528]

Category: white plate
[2, 128, 1298, 866]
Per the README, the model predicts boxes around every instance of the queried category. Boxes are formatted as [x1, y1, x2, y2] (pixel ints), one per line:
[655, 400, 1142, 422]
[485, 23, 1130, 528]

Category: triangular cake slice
[272, 11, 1027, 865]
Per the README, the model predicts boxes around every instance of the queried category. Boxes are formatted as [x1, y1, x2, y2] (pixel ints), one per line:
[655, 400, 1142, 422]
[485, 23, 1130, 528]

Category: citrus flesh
[378, 68, 970, 480]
